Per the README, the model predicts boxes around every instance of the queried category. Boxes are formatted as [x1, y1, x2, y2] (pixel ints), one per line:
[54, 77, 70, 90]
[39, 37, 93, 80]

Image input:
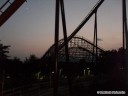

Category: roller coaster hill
[41, 35, 105, 76]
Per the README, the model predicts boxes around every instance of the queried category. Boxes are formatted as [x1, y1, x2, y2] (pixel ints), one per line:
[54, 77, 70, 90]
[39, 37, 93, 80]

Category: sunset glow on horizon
[0, 0, 128, 60]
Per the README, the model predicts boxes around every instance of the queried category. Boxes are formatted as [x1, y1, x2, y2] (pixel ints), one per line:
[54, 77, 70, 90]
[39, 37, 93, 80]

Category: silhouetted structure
[41, 36, 104, 64]
[0, 0, 128, 96]
[41, 35, 104, 95]
[53, 0, 104, 95]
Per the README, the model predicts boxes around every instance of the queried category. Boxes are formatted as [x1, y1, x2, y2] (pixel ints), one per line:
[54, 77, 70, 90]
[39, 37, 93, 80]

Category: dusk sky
[0, 0, 128, 60]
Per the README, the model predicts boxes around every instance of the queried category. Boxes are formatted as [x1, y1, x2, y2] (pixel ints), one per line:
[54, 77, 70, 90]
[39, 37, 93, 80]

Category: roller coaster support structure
[122, 0, 128, 91]
[54, 0, 104, 96]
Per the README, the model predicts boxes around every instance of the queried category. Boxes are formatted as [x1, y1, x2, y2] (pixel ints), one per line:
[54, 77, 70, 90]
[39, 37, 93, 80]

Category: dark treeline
[97, 47, 125, 75]
[93, 47, 126, 91]
[0, 41, 47, 90]
[0, 41, 126, 90]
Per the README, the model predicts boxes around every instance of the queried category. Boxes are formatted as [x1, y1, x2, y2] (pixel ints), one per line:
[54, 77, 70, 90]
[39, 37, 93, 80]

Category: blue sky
[0, 0, 128, 60]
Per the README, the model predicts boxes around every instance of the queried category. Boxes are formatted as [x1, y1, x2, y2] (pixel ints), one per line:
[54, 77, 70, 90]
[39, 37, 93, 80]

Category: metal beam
[122, 0, 128, 91]
[58, 0, 104, 51]
[60, 0, 69, 62]
[0, 0, 26, 27]
[54, 0, 59, 96]
[95, 11, 98, 64]
[67, 0, 104, 43]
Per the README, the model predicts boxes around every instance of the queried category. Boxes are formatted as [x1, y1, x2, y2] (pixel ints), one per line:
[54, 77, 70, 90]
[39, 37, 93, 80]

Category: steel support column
[54, 0, 59, 96]
[122, 0, 128, 91]
[122, 0, 127, 49]
[60, 0, 72, 95]
[60, 0, 69, 62]
[95, 11, 98, 64]
[92, 11, 98, 64]
[54, 0, 69, 95]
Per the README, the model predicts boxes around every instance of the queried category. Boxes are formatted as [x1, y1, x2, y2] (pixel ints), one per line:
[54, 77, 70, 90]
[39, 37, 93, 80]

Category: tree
[0, 41, 10, 73]
[0, 41, 10, 60]
[23, 54, 41, 83]
[0, 41, 10, 96]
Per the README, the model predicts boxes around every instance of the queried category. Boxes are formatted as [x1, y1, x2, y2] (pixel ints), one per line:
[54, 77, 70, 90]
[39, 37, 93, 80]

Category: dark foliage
[0, 41, 10, 73]
[0, 40, 126, 92]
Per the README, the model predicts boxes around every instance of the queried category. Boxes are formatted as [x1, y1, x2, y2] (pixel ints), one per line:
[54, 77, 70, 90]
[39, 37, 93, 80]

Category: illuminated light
[52, 71, 54, 74]
[37, 71, 41, 79]
[59, 69, 62, 75]
[87, 68, 89, 70]
[6, 76, 10, 79]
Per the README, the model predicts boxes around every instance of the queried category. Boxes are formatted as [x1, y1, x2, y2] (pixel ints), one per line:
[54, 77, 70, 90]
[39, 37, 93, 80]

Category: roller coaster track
[41, 36, 105, 63]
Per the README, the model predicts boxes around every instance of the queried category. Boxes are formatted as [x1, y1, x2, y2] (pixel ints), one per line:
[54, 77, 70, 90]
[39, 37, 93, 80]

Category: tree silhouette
[0, 42, 10, 60]
[0, 41, 10, 93]
[23, 54, 41, 83]
[0, 41, 10, 77]
[0, 41, 10, 72]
